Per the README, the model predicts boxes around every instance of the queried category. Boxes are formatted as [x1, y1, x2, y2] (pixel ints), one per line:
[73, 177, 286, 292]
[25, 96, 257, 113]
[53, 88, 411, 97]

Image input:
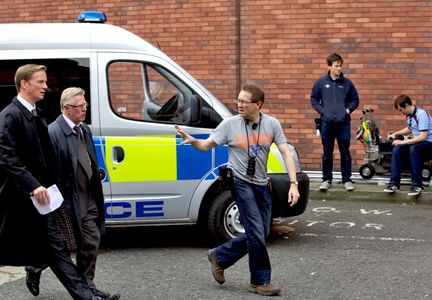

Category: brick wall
[2, 0, 431, 172]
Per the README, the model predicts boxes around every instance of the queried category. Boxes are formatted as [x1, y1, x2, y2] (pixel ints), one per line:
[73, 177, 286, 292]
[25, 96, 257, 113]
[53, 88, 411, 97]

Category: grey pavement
[306, 171, 432, 204]
[2, 199, 432, 299]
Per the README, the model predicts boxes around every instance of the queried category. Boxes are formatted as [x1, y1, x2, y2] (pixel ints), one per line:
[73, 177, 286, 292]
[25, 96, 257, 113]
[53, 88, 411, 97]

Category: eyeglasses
[67, 102, 88, 109]
[235, 99, 254, 105]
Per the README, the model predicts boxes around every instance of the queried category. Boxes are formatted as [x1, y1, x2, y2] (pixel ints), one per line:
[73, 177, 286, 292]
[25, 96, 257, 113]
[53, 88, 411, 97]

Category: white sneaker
[319, 181, 331, 191]
[344, 181, 354, 191]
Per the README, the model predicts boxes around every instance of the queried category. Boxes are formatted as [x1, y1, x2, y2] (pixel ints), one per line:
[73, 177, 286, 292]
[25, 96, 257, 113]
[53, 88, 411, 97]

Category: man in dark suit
[47, 87, 107, 296]
[0, 64, 119, 300]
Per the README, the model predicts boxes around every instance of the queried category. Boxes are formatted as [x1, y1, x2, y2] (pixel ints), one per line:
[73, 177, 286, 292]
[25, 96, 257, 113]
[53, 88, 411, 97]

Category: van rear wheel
[207, 190, 244, 243]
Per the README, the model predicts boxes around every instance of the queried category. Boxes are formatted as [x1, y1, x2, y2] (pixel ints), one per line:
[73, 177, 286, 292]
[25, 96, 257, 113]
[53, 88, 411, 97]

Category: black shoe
[25, 266, 43, 296]
[383, 184, 399, 193]
[108, 294, 121, 300]
[93, 288, 110, 298]
[91, 293, 121, 300]
[407, 186, 422, 196]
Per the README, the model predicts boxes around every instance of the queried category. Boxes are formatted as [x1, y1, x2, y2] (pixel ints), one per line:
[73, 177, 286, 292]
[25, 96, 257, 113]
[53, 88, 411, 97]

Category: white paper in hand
[31, 184, 64, 215]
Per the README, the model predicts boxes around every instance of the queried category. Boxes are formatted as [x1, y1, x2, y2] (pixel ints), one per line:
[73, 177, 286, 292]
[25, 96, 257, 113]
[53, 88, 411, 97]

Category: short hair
[241, 84, 265, 104]
[60, 87, 86, 112]
[326, 53, 343, 66]
[14, 64, 47, 93]
[394, 95, 412, 109]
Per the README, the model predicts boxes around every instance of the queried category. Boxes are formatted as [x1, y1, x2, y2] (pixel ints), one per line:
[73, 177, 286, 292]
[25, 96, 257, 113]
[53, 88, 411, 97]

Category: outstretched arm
[175, 125, 217, 151]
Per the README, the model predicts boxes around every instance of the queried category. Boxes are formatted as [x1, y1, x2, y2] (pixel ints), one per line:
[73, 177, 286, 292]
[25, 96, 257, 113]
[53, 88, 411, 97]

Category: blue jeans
[321, 121, 352, 183]
[389, 141, 432, 188]
[213, 177, 272, 285]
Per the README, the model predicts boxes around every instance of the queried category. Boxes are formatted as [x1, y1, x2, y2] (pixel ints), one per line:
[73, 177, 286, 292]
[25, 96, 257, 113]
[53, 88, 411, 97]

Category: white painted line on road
[299, 232, 427, 243]
[0, 266, 26, 285]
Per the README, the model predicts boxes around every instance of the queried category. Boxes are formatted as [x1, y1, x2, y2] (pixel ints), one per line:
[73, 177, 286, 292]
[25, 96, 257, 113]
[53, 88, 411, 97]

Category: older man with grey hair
[25, 87, 118, 299]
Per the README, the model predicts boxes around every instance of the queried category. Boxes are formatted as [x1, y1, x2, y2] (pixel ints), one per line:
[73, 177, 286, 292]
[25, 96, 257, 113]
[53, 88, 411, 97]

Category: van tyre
[207, 191, 244, 244]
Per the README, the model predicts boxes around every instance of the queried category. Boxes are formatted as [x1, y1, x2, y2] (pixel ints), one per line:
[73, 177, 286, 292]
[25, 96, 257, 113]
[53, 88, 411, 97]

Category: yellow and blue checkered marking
[93, 134, 283, 183]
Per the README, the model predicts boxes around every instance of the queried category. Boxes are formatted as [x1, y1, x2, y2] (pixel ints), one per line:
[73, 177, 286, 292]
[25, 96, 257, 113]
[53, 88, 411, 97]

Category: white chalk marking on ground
[299, 232, 427, 243]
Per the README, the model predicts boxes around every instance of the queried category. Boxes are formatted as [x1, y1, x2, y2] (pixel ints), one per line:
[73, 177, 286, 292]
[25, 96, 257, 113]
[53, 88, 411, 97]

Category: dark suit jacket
[0, 98, 55, 265]
[48, 115, 105, 240]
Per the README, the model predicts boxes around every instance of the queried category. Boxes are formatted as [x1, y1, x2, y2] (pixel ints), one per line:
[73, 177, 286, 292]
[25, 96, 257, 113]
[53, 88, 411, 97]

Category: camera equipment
[314, 117, 322, 136]
[246, 156, 256, 176]
[218, 165, 233, 189]
[246, 119, 258, 130]
[245, 113, 261, 177]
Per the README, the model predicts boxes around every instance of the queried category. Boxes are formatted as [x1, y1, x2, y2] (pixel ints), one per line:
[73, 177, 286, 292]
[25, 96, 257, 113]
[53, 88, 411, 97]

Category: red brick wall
[2, 0, 431, 172]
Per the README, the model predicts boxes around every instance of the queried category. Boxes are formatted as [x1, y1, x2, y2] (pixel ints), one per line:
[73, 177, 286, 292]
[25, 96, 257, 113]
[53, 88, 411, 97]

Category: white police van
[0, 11, 309, 242]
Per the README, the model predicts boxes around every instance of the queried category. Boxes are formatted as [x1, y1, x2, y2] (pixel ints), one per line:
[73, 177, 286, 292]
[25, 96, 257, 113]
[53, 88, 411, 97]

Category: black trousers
[45, 212, 94, 300]
[77, 199, 101, 288]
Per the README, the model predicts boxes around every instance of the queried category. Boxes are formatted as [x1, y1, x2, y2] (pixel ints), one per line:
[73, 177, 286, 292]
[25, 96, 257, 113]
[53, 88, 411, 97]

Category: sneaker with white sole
[344, 181, 354, 191]
[319, 180, 331, 191]
[407, 186, 422, 196]
[383, 184, 399, 193]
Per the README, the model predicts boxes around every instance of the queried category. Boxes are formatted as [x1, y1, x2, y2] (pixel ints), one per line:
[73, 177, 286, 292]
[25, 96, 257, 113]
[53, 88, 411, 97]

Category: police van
[0, 11, 309, 242]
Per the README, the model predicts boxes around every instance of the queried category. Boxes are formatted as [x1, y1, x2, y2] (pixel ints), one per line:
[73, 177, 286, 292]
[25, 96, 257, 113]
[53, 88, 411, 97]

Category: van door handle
[112, 146, 125, 164]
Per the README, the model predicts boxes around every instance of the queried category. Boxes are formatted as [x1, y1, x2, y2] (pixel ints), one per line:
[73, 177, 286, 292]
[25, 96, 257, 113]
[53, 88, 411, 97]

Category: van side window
[108, 61, 191, 124]
[107, 61, 222, 128]
[107, 62, 145, 120]
[0, 58, 91, 124]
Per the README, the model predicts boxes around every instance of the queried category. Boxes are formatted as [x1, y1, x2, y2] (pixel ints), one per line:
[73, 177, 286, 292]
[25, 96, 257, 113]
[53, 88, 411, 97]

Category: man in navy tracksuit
[311, 53, 360, 191]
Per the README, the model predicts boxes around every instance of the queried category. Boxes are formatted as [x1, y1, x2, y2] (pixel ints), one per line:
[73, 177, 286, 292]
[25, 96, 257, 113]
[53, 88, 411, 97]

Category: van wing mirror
[188, 94, 202, 125]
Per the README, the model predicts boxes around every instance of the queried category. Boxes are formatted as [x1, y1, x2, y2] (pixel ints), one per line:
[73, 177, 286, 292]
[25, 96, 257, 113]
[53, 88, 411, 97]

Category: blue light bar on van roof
[77, 11, 107, 23]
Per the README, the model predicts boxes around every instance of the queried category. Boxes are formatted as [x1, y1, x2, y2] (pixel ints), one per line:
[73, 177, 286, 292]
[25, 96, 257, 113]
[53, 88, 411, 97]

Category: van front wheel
[207, 191, 244, 243]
